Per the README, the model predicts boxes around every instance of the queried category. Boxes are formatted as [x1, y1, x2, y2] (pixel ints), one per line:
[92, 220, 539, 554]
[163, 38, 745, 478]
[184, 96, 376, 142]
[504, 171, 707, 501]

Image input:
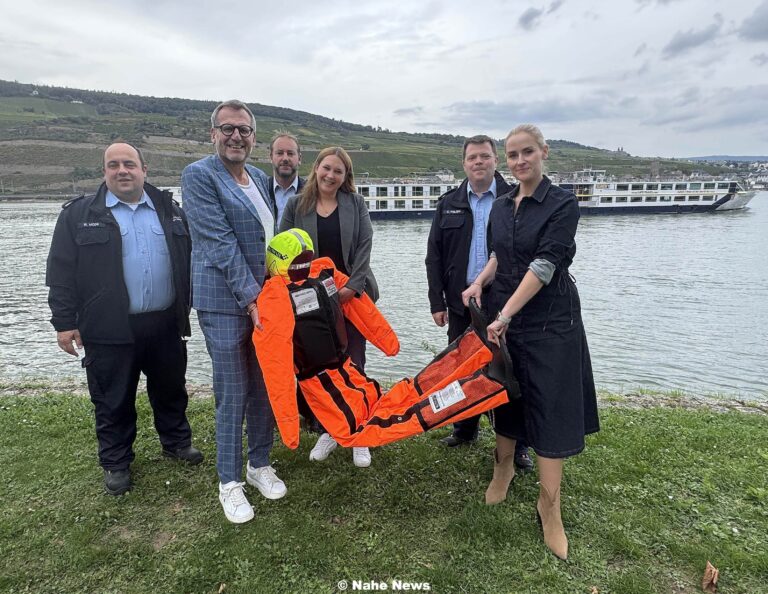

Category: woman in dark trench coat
[461, 124, 599, 560]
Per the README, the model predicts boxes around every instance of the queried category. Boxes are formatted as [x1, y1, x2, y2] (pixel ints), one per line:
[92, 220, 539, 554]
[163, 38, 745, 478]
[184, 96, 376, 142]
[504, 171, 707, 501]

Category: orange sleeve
[252, 278, 300, 449]
[309, 258, 400, 357]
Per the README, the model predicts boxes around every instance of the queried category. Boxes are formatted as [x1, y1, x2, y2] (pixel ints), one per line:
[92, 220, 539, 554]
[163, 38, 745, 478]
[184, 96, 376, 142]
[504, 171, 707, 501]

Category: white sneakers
[309, 432, 371, 467]
[246, 462, 288, 500]
[309, 432, 338, 461]
[352, 447, 372, 468]
[219, 481, 254, 524]
[219, 464, 287, 524]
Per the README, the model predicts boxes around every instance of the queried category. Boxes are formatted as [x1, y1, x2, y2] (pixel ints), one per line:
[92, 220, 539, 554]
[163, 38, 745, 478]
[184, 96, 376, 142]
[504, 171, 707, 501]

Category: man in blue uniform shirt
[46, 142, 202, 496]
[425, 135, 533, 471]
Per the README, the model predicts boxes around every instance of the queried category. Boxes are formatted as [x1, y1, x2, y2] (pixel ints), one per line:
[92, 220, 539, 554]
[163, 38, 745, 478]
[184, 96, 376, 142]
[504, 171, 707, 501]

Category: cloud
[519, 1, 563, 30]
[690, 85, 768, 128]
[752, 53, 768, 66]
[739, 0, 768, 41]
[434, 95, 630, 131]
[662, 14, 723, 59]
[519, 7, 544, 30]
[634, 42, 648, 57]
[644, 85, 768, 130]
[547, 0, 564, 14]
[393, 106, 424, 117]
[635, 0, 684, 6]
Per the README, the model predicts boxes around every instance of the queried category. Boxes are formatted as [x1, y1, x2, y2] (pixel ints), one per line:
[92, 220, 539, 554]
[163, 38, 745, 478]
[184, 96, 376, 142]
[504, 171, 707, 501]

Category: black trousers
[447, 309, 529, 454]
[82, 309, 192, 470]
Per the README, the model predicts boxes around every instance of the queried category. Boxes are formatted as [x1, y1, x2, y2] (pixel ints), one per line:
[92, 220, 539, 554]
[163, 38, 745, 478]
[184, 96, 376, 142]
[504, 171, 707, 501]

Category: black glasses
[214, 124, 254, 137]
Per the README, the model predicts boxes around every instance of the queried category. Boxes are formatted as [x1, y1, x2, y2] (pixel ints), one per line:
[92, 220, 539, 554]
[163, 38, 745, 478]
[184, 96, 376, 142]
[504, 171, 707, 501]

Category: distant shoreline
[0, 195, 68, 202]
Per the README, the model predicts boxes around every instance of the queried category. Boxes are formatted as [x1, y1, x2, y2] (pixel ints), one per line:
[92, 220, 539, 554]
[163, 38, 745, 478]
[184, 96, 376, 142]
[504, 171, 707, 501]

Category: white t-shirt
[239, 176, 275, 247]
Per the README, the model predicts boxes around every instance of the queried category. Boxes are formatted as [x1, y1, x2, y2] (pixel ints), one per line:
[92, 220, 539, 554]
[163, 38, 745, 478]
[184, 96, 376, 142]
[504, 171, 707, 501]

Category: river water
[1, 195, 766, 399]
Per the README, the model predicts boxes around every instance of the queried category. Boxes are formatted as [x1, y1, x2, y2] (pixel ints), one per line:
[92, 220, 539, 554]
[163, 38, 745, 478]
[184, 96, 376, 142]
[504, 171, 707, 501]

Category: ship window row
[358, 185, 446, 198]
[614, 182, 728, 192]
[367, 199, 438, 210]
[599, 195, 715, 204]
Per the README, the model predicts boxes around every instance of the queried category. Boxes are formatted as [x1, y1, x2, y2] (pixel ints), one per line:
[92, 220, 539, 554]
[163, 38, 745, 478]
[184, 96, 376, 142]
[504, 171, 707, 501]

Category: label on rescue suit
[428, 380, 467, 413]
[291, 288, 320, 315]
[321, 276, 337, 297]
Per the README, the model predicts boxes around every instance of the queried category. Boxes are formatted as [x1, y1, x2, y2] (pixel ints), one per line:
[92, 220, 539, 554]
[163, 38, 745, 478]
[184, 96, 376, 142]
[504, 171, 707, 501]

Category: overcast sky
[2, 0, 767, 157]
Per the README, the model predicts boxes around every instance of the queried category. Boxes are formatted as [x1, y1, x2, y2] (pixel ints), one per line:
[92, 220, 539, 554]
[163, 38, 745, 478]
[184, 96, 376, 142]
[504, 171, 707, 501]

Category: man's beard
[276, 165, 297, 180]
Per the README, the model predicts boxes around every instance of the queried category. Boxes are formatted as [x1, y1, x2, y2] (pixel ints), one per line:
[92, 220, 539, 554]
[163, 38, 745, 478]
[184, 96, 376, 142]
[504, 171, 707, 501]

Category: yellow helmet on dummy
[266, 228, 315, 282]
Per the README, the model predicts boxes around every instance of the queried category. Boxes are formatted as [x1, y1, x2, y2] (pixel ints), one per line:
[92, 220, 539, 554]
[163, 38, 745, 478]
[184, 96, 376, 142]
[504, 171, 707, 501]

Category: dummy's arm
[252, 278, 301, 449]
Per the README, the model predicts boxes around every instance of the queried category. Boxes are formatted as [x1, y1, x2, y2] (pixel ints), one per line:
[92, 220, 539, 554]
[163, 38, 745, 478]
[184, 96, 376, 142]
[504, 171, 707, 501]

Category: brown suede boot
[536, 483, 568, 560]
[484, 435, 516, 505]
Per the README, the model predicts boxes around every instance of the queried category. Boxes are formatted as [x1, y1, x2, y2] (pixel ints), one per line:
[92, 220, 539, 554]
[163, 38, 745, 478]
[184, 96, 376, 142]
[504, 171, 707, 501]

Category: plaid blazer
[181, 155, 276, 314]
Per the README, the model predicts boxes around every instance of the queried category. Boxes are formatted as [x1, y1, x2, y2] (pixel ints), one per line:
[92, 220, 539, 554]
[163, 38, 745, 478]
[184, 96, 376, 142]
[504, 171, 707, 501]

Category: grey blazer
[280, 190, 379, 302]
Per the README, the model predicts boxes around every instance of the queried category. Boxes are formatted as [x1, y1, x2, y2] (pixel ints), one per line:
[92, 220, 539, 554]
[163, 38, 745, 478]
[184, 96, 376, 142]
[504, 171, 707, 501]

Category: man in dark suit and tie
[46, 142, 202, 496]
[267, 131, 305, 224]
[181, 100, 284, 524]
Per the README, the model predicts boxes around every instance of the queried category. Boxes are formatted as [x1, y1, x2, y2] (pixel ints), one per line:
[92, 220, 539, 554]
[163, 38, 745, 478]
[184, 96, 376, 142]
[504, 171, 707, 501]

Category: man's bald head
[103, 142, 147, 203]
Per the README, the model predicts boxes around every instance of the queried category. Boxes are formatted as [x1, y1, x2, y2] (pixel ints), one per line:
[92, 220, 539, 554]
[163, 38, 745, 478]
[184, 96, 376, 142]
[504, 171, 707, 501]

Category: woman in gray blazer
[280, 146, 378, 468]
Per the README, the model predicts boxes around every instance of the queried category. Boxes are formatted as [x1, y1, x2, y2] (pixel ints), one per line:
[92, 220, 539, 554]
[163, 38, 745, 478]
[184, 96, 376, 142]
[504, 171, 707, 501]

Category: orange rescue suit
[252, 258, 511, 449]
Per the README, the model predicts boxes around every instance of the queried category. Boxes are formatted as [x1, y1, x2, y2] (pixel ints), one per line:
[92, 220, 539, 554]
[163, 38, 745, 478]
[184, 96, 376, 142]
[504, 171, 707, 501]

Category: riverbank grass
[1, 392, 766, 593]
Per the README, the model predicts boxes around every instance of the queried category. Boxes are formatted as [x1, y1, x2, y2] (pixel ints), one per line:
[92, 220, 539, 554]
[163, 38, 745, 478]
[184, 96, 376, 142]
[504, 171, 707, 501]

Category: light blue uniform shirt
[274, 176, 299, 225]
[107, 190, 174, 314]
[466, 178, 497, 285]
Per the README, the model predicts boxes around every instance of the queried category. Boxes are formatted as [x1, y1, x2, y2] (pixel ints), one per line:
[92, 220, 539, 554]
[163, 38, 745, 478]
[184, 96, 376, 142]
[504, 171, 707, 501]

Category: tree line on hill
[0, 79, 467, 146]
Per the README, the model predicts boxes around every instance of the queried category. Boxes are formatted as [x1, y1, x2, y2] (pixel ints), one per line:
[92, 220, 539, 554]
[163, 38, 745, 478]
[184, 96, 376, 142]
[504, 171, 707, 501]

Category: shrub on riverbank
[1, 392, 766, 593]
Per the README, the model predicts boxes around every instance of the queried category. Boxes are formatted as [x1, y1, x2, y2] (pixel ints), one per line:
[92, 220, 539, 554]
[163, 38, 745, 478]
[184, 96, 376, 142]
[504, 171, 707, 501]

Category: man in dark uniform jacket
[268, 132, 305, 224]
[46, 142, 202, 496]
[425, 135, 532, 470]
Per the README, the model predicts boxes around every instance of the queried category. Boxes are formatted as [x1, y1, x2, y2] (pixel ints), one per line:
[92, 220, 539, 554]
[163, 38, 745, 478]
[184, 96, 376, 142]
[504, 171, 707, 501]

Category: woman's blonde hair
[297, 146, 356, 215]
[505, 124, 547, 150]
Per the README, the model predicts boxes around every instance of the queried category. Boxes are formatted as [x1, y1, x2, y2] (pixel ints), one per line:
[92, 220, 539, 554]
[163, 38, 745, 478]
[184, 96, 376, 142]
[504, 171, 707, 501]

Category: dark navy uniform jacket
[46, 182, 191, 344]
[425, 171, 513, 316]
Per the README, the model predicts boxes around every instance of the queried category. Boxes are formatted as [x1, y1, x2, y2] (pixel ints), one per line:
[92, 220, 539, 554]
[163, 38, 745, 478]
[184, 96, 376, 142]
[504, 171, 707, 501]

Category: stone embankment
[1, 379, 766, 416]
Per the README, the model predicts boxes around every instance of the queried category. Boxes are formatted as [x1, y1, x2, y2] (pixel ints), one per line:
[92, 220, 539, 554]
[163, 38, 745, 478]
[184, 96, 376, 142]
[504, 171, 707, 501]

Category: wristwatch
[496, 312, 512, 325]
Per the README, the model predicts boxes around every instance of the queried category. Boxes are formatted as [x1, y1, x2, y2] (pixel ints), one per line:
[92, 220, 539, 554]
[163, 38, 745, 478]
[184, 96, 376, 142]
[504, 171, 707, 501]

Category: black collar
[445, 171, 512, 209]
[506, 175, 551, 204]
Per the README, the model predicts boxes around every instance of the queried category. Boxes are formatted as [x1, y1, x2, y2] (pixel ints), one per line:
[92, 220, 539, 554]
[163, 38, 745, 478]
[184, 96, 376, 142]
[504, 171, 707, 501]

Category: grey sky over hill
[1, 0, 766, 157]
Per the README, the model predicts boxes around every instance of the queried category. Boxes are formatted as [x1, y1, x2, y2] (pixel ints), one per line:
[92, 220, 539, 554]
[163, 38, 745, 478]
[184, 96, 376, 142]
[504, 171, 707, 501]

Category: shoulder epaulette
[437, 187, 455, 202]
[62, 194, 86, 209]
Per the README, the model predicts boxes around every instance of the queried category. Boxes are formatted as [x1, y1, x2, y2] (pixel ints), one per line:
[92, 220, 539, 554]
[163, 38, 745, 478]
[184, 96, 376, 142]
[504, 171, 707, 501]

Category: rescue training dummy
[252, 229, 519, 450]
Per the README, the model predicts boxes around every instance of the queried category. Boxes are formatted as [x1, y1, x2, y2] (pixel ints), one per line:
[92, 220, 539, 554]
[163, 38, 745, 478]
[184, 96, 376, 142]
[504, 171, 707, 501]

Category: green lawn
[1, 393, 765, 593]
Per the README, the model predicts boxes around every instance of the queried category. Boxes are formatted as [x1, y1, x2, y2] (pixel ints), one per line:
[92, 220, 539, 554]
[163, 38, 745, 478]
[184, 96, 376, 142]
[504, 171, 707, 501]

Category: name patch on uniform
[444, 209, 463, 215]
[77, 222, 105, 228]
[291, 288, 320, 315]
[429, 380, 466, 413]
[322, 277, 337, 297]
[172, 216, 183, 223]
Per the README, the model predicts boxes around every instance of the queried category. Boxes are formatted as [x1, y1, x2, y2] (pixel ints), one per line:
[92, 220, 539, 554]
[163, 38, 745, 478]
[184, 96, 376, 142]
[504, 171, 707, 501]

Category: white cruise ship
[354, 170, 755, 219]
[167, 169, 755, 219]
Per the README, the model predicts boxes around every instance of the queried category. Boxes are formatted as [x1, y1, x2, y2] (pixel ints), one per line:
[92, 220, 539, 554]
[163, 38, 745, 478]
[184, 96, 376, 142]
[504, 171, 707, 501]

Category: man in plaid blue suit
[182, 100, 286, 523]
